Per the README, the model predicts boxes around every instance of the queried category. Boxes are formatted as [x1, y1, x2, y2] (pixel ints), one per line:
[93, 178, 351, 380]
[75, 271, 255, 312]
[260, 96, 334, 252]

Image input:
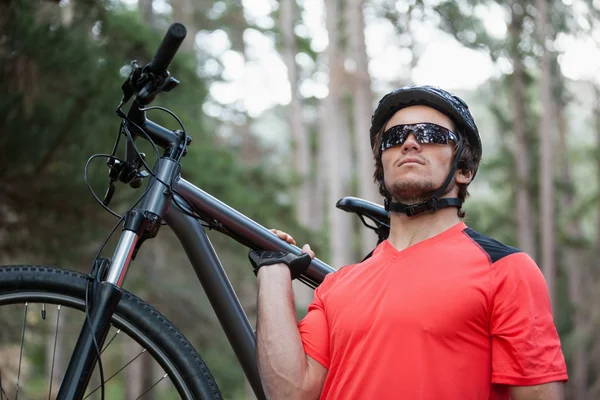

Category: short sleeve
[298, 279, 331, 369]
[490, 252, 568, 385]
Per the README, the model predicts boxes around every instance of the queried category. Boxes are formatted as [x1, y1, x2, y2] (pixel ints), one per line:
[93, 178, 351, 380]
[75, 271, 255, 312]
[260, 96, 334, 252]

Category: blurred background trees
[2, 0, 600, 398]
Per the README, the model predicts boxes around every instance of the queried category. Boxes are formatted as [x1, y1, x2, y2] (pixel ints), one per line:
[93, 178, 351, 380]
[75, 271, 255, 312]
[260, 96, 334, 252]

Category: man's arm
[256, 258, 327, 400]
[489, 253, 568, 390]
[510, 382, 564, 400]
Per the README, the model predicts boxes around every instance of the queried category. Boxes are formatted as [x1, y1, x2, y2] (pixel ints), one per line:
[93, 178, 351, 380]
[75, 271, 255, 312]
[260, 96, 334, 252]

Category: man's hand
[270, 228, 297, 245]
[267, 228, 315, 264]
[250, 229, 314, 281]
[249, 250, 313, 279]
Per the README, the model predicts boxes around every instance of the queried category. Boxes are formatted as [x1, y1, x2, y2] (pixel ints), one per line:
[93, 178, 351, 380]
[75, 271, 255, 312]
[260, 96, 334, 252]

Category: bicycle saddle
[336, 196, 390, 243]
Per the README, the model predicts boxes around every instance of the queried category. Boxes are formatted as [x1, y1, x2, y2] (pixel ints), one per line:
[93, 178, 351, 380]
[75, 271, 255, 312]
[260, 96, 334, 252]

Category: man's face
[381, 105, 464, 204]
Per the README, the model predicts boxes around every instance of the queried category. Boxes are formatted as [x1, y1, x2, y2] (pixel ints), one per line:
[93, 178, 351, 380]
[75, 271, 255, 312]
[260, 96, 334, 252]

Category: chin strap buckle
[404, 205, 417, 216]
[426, 196, 439, 211]
[385, 196, 462, 217]
[387, 196, 440, 217]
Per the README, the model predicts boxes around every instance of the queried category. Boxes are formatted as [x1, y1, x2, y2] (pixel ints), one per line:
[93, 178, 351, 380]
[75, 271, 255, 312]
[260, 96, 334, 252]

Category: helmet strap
[384, 136, 465, 217]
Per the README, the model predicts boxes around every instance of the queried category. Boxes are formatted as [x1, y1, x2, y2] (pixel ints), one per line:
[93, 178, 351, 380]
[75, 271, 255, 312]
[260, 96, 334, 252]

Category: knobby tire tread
[0, 265, 222, 400]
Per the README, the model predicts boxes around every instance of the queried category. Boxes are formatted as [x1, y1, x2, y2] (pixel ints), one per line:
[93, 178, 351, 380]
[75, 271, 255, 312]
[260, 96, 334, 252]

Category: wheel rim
[0, 291, 194, 399]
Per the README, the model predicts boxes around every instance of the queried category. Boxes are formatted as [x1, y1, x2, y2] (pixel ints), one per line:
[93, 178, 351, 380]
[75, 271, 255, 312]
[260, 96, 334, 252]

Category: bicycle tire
[0, 265, 223, 399]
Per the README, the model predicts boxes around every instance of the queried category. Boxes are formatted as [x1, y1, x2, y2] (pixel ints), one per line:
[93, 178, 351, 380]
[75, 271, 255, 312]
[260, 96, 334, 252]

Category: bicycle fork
[56, 233, 136, 399]
[57, 158, 175, 400]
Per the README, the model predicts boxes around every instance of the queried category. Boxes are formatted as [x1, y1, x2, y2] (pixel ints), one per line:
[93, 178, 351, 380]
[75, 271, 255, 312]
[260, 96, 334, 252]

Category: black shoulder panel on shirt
[463, 228, 521, 264]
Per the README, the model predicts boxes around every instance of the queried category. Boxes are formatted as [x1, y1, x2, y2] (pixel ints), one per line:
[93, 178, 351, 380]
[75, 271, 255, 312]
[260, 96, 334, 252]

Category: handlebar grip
[147, 23, 187, 75]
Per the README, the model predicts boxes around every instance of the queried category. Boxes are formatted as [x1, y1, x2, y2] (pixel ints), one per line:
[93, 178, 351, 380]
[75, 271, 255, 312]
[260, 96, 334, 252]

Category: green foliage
[6, 0, 600, 396]
[1, 1, 324, 396]
[2, 0, 122, 262]
[1, 0, 310, 257]
[433, 0, 505, 60]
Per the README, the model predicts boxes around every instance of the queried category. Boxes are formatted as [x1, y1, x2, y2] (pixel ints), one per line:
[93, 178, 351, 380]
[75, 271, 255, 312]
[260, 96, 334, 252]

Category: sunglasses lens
[381, 123, 455, 151]
[418, 125, 449, 144]
[380, 126, 408, 151]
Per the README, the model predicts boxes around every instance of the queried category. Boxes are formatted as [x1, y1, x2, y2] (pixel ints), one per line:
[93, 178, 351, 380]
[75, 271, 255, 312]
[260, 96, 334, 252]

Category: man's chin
[388, 181, 436, 204]
[391, 195, 428, 205]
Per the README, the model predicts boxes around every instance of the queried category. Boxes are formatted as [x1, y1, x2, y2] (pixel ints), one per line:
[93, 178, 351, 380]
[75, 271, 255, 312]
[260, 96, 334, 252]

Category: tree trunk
[0, 1, 8, 33]
[324, 0, 354, 269]
[123, 331, 156, 399]
[138, 0, 154, 27]
[60, 0, 74, 26]
[557, 102, 589, 400]
[280, 0, 315, 308]
[591, 83, 600, 399]
[346, 0, 380, 256]
[125, 335, 143, 399]
[535, 0, 556, 311]
[313, 102, 328, 229]
[596, 84, 600, 283]
[279, 0, 311, 226]
[508, 0, 536, 259]
[223, 4, 260, 167]
[170, 0, 197, 51]
[141, 351, 156, 400]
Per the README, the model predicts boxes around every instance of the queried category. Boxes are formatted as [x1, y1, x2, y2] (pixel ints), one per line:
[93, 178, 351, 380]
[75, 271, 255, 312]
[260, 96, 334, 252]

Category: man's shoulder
[461, 226, 523, 265]
[319, 248, 384, 290]
[331, 259, 371, 280]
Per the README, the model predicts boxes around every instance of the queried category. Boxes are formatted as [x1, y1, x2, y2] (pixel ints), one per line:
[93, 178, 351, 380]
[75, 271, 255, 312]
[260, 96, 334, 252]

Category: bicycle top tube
[173, 177, 336, 287]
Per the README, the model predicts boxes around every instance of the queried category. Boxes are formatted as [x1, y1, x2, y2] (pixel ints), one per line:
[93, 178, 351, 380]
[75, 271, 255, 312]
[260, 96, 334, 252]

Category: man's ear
[456, 168, 473, 185]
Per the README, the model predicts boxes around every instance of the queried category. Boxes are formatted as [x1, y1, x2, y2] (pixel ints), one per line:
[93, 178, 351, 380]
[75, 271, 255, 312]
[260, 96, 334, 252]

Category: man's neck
[387, 206, 463, 252]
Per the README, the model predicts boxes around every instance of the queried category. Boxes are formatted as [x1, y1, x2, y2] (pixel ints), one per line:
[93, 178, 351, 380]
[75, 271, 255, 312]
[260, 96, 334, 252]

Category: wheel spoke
[136, 373, 168, 399]
[83, 349, 147, 399]
[0, 266, 210, 399]
[16, 302, 28, 400]
[101, 329, 121, 354]
[48, 305, 61, 400]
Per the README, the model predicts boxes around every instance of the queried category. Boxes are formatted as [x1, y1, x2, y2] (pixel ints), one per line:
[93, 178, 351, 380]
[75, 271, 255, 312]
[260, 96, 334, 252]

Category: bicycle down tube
[165, 177, 336, 400]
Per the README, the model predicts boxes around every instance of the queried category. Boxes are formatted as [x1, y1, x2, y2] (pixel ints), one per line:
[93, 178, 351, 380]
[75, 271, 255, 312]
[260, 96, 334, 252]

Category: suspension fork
[57, 157, 177, 400]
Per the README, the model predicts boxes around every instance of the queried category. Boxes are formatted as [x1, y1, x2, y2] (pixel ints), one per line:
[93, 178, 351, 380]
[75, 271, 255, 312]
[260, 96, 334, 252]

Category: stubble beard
[388, 178, 455, 205]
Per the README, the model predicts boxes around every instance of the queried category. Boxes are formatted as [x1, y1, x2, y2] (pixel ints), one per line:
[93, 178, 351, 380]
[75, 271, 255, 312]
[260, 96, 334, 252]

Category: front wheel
[0, 265, 222, 399]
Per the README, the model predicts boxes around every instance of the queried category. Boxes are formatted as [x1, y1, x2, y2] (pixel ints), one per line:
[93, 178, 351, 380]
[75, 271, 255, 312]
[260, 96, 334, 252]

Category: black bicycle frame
[165, 178, 335, 399]
[57, 22, 338, 400]
[58, 126, 336, 399]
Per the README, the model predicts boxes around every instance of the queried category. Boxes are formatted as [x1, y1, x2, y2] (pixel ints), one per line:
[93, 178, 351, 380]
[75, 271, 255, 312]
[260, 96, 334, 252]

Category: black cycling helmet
[370, 85, 482, 216]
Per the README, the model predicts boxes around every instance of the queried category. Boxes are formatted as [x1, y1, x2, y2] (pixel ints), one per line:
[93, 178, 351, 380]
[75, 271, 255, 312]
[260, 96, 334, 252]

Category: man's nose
[402, 133, 421, 153]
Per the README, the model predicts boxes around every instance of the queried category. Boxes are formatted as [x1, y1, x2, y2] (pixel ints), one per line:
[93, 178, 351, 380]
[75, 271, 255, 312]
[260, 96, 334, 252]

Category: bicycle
[0, 23, 390, 400]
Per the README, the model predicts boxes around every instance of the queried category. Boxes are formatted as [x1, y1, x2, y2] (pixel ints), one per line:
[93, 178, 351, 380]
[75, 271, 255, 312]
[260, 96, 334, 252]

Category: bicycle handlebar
[120, 23, 188, 167]
[147, 23, 187, 76]
[114, 22, 188, 192]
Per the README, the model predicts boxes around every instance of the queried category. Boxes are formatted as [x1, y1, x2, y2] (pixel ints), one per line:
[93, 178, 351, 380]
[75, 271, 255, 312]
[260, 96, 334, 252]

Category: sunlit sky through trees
[118, 0, 600, 117]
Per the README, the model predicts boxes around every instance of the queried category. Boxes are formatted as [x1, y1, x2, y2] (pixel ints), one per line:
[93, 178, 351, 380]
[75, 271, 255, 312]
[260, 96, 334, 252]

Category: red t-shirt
[298, 222, 567, 399]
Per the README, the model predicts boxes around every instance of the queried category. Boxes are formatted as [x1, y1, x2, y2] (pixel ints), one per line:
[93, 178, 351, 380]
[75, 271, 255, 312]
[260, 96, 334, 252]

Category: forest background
[2, 0, 600, 398]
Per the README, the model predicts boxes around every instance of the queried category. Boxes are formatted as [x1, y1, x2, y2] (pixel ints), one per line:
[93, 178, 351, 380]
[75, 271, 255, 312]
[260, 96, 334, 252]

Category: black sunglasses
[380, 123, 459, 152]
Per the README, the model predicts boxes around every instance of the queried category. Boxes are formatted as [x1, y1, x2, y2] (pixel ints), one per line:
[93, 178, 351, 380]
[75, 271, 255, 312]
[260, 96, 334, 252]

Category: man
[250, 85, 568, 399]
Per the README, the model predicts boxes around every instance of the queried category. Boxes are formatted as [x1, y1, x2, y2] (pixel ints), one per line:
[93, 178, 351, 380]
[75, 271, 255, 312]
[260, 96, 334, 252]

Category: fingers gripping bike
[0, 23, 390, 400]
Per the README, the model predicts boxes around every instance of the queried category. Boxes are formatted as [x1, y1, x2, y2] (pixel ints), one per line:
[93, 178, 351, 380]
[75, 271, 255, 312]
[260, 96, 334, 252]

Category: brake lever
[120, 59, 180, 107]
[103, 182, 116, 206]
[102, 156, 123, 206]
[101, 150, 151, 207]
